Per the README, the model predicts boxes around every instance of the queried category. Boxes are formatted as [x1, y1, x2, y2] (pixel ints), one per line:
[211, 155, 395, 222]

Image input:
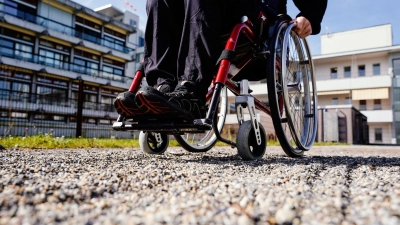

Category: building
[0, 0, 144, 138]
[225, 24, 400, 145]
[314, 24, 399, 145]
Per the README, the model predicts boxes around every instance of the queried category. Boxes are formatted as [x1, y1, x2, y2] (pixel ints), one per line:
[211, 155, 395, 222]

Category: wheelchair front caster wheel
[139, 131, 169, 154]
[236, 121, 267, 160]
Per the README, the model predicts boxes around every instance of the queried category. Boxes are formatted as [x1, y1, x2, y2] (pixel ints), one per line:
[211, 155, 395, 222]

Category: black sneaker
[114, 84, 174, 117]
[114, 91, 145, 117]
[135, 81, 206, 120]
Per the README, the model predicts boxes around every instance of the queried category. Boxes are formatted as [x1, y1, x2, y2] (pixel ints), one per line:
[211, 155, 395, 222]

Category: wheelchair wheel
[174, 86, 228, 152]
[281, 24, 318, 151]
[236, 120, 267, 160]
[267, 20, 304, 157]
[139, 131, 169, 154]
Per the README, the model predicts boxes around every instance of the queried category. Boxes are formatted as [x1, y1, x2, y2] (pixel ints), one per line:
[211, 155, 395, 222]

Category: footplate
[112, 120, 211, 134]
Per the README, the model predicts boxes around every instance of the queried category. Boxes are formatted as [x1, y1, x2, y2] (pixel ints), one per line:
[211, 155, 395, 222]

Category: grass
[0, 134, 347, 150]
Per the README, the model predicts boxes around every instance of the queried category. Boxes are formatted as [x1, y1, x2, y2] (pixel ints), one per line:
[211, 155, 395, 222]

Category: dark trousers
[144, 0, 264, 97]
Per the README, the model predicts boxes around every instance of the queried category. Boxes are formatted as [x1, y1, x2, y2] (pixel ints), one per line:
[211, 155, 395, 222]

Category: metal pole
[76, 79, 84, 137]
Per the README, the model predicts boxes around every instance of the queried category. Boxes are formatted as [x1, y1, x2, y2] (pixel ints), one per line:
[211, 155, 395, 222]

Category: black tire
[267, 20, 304, 157]
[281, 24, 318, 150]
[236, 120, 267, 160]
[174, 87, 228, 152]
[139, 131, 169, 154]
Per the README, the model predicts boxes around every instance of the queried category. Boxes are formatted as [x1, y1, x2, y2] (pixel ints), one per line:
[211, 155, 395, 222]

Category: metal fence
[0, 84, 134, 139]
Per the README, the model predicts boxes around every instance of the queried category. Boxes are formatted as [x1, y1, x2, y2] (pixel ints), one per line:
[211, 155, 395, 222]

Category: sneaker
[114, 84, 174, 117]
[114, 91, 145, 117]
[135, 81, 206, 120]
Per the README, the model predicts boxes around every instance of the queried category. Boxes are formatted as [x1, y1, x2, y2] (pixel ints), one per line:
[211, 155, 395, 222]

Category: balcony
[360, 110, 393, 123]
[0, 46, 131, 84]
[0, 2, 134, 55]
[317, 75, 392, 92]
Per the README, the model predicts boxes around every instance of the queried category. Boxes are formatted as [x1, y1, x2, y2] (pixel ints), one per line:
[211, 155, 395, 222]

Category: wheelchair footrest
[112, 120, 212, 134]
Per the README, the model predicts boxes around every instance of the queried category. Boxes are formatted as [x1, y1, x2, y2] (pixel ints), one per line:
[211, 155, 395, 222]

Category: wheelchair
[112, 9, 318, 160]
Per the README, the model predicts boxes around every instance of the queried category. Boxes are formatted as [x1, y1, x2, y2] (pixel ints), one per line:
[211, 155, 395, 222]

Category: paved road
[1, 145, 400, 224]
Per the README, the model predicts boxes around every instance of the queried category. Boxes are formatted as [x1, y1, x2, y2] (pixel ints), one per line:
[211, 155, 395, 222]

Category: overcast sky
[81, 0, 400, 56]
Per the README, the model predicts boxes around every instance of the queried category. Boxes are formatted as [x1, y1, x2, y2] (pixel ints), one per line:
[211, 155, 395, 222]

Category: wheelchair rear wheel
[174, 86, 228, 152]
[281, 24, 318, 151]
[267, 20, 305, 157]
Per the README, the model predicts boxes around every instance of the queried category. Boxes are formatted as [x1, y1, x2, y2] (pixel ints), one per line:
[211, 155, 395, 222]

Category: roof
[313, 44, 400, 60]
[94, 4, 124, 18]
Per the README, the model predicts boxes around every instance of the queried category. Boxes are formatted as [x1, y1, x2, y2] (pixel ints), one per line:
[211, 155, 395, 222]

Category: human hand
[292, 16, 312, 38]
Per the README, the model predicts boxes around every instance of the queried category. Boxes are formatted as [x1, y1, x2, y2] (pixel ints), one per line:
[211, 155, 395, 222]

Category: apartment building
[314, 24, 399, 144]
[0, 0, 143, 138]
[225, 24, 400, 145]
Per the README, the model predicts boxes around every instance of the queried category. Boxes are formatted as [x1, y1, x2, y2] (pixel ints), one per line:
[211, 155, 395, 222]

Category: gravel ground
[1, 145, 400, 225]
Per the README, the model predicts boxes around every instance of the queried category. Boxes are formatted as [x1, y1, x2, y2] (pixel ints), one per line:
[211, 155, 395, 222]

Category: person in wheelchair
[114, 0, 327, 120]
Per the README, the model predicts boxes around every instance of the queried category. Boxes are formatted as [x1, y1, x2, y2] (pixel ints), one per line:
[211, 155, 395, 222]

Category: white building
[314, 24, 399, 144]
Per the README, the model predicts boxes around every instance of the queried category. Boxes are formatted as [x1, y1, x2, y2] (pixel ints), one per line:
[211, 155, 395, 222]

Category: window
[75, 25, 101, 44]
[34, 114, 65, 121]
[138, 36, 145, 47]
[0, 39, 15, 57]
[330, 67, 337, 79]
[11, 112, 28, 119]
[345, 97, 352, 105]
[373, 63, 380, 75]
[344, 66, 351, 78]
[14, 43, 33, 61]
[102, 66, 124, 80]
[374, 99, 382, 110]
[104, 35, 125, 52]
[332, 98, 338, 105]
[0, 80, 11, 100]
[394, 59, 400, 76]
[358, 65, 365, 76]
[359, 100, 367, 110]
[11, 82, 30, 101]
[73, 58, 99, 75]
[4, 0, 36, 22]
[39, 49, 69, 69]
[36, 86, 67, 105]
[375, 128, 382, 142]
[129, 19, 137, 27]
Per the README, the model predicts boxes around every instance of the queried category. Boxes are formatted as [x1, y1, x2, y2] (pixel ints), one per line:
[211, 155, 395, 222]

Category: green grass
[0, 134, 348, 150]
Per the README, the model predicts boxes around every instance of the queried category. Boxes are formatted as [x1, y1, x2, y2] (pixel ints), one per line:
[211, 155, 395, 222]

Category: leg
[177, 0, 263, 99]
[143, 0, 184, 89]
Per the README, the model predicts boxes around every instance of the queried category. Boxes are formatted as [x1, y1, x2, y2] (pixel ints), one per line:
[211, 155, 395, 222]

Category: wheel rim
[281, 24, 317, 150]
[146, 132, 168, 152]
[270, 21, 303, 155]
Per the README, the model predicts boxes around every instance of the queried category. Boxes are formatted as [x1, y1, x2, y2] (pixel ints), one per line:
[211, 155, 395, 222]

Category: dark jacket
[265, 0, 328, 34]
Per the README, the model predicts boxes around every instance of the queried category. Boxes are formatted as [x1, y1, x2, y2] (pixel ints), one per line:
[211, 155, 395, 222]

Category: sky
[81, 0, 400, 56]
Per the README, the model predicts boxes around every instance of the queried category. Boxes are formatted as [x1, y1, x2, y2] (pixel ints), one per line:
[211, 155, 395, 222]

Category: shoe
[135, 81, 206, 120]
[114, 84, 173, 117]
[114, 91, 145, 117]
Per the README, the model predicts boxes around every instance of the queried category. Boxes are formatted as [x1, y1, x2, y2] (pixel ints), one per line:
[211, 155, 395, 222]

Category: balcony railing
[0, 89, 116, 113]
[0, 2, 134, 54]
[0, 46, 131, 83]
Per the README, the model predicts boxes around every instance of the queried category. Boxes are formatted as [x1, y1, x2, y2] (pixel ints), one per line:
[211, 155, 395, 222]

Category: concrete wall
[321, 24, 392, 54]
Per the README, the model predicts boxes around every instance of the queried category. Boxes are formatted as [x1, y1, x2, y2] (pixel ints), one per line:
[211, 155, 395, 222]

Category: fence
[0, 83, 134, 139]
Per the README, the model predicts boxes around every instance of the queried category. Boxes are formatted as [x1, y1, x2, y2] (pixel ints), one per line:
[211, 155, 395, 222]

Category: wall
[321, 24, 392, 54]
[368, 123, 392, 144]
